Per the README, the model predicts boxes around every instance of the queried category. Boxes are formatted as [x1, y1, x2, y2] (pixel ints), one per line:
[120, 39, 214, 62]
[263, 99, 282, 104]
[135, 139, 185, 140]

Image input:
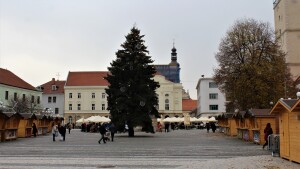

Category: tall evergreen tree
[105, 27, 160, 137]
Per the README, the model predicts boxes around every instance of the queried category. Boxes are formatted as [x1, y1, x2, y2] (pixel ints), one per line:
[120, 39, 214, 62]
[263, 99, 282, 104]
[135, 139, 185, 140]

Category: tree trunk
[128, 127, 134, 137]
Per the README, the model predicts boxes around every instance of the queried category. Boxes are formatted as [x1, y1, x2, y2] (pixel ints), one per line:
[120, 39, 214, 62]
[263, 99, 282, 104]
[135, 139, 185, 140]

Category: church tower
[273, 0, 300, 79]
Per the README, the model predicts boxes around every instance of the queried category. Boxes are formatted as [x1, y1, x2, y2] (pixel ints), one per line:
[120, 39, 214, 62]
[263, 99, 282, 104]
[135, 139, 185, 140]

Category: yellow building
[273, 0, 300, 79]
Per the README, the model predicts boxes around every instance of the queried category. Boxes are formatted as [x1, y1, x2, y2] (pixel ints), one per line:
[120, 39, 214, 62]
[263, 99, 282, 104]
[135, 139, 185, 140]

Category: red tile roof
[0, 68, 37, 91]
[182, 99, 197, 111]
[40, 78, 66, 94]
[65, 71, 109, 86]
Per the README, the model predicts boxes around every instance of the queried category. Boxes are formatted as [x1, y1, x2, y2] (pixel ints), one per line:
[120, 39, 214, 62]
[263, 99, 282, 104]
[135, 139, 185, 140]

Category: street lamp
[296, 92, 300, 99]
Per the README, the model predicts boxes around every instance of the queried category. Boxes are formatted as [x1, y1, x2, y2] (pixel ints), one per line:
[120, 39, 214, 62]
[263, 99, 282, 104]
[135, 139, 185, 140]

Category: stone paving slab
[0, 129, 299, 168]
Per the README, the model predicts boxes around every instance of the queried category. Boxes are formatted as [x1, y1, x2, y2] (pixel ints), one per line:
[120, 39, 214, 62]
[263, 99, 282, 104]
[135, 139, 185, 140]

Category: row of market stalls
[0, 111, 63, 142]
[157, 116, 217, 124]
[217, 109, 277, 145]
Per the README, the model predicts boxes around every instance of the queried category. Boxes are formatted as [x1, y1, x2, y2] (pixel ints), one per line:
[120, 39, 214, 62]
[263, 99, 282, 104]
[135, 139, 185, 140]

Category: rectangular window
[23, 94, 26, 102]
[209, 82, 218, 88]
[102, 93, 106, 99]
[37, 96, 40, 104]
[92, 93, 95, 98]
[165, 104, 169, 110]
[209, 93, 218, 99]
[78, 104, 81, 110]
[78, 93, 81, 99]
[5, 91, 8, 100]
[14, 93, 17, 101]
[53, 96, 56, 103]
[31, 96, 34, 103]
[69, 93, 72, 98]
[209, 105, 219, 110]
[92, 104, 95, 110]
[101, 104, 105, 110]
[55, 108, 59, 114]
[48, 97, 52, 103]
[69, 104, 72, 110]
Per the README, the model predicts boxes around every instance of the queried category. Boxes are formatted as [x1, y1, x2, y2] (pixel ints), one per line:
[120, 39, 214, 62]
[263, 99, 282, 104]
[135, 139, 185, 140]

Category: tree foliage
[213, 18, 296, 111]
[105, 27, 160, 137]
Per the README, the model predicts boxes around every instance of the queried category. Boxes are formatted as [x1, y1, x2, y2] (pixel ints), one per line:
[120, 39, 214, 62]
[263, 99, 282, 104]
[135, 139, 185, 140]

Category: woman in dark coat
[32, 123, 38, 137]
[263, 123, 273, 149]
[98, 124, 107, 144]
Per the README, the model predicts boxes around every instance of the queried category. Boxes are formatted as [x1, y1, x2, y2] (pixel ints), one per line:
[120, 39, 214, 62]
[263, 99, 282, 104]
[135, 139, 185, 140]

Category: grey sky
[0, 0, 275, 99]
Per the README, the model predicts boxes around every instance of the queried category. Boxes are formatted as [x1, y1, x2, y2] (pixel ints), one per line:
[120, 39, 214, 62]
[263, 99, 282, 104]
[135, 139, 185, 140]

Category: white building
[40, 78, 65, 117]
[196, 77, 226, 117]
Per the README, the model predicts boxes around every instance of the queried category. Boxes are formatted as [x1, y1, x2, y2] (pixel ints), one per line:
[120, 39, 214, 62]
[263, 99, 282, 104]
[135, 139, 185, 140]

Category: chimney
[52, 78, 55, 84]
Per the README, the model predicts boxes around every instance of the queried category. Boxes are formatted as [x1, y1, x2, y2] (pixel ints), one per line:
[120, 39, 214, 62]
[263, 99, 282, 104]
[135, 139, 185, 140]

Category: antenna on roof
[56, 72, 60, 80]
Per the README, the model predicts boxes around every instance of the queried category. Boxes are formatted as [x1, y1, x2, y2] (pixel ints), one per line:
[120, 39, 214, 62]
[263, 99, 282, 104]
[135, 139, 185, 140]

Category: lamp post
[297, 92, 300, 99]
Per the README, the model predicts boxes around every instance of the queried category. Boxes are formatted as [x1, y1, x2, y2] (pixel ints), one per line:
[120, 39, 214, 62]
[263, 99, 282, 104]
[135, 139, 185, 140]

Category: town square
[1, 0, 300, 168]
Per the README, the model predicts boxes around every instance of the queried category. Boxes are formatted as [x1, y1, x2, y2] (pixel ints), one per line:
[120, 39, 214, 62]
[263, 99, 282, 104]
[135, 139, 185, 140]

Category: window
[69, 104, 72, 110]
[68, 116, 73, 124]
[165, 94, 169, 97]
[209, 105, 218, 110]
[55, 108, 59, 114]
[23, 94, 26, 102]
[5, 91, 8, 100]
[165, 99, 169, 110]
[31, 96, 34, 103]
[209, 82, 218, 88]
[14, 93, 17, 101]
[53, 97, 56, 103]
[102, 93, 106, 99]
[92, 104, 95, 110]
[92, 93, 95, 98]
[69, 93, 72, 98]
[102, 104, 105, 110]
[37, 96, 40, 104]
[52, 85, 57, 91]
[78, 93, 81, 99]
[48, 97, 52, 103]
[209, 93, 218, 99]
[77, 104, 81, 110]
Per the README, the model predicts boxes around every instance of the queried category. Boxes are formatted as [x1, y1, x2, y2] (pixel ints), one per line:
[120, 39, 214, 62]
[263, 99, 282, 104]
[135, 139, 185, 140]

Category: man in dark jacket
[109, 123, 116, 142]
[98, 123, 107, 144]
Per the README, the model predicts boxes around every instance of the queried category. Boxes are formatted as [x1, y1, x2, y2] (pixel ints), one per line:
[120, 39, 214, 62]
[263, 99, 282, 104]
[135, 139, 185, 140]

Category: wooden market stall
[271, 99, 300, 163]
[216, 113, 228, 133]
[234, 111, 250, 141]
[224, 113, 237, 136]
[0, 111, 8, 142]
[17, 113, 37, 138]
[3, 112, 22, 141]
[247, 109, 277, 145]
[35, 115, 48, 135]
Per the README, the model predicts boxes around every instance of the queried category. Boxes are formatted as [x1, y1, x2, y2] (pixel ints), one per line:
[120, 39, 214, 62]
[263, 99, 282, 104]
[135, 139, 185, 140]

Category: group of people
[98, 122, 115, 144]
[51, 122, 71, 141]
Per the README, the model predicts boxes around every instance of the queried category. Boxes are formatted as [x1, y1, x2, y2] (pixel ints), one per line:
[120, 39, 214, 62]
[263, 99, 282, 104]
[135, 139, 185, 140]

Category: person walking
[98, 123, 107, 144]
[109, 123, 116, 142]
[263, 123, 273, 149]
[206, 123, 210, 133]
[51, 122, 58, 141]
[32, 123, 38, 137]
[67, 123, 71, 134]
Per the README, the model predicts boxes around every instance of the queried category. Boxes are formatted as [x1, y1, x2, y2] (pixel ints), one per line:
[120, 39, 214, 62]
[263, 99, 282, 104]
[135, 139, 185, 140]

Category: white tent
[85, 116, 111, 123]
[76, 118, 87, 123]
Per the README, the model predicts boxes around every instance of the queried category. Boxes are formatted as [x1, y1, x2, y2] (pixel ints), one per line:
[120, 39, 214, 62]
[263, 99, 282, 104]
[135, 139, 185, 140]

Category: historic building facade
[273, 0, 300, 80]
[40, 78, 65, 117]
[0, 68, 42, 112]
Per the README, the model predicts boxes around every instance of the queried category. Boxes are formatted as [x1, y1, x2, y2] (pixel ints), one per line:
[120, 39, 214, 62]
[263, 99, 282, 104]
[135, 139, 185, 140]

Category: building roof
[280, 99, 298, 109]
[0, 68, 37, 91]
[41, 78, 66, 94]
[248, 109, 273, 117]
[65, 71, 109, 86]
[182, 99, 197, 111]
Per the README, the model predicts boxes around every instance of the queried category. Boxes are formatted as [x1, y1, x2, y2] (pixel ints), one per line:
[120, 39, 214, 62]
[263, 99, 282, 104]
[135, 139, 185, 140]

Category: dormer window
[52, 85, 57, 91]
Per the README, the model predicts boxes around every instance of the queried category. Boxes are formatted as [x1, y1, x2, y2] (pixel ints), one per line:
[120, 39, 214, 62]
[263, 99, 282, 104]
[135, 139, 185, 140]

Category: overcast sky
[0, 0, 275, 99]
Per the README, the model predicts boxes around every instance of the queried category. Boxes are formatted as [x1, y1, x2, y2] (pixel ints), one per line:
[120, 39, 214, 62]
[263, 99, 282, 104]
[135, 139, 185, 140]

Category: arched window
[68, 116, 73, 124]
[165, 99, 169, 110]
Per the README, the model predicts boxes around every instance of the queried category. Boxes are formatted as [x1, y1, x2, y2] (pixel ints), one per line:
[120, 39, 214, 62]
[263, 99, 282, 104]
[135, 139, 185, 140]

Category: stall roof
[248, 109, 273, 117]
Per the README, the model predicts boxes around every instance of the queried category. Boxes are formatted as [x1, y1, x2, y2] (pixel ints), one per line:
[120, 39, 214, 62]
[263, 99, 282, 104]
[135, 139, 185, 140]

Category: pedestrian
[98, 123, 107, 144]
[109, 123, 116, 142]
[157, 122, 162, 132]
[164, 122, 169, 132]
[32, 123, 38, 137]
[51, 122, 58, 141]
[67, 123, 71, 134]
[211, 123, 216, 133]
[206, 123, 210, 133]
[263, 123, 273, 149]
[58, 123, 66, 141]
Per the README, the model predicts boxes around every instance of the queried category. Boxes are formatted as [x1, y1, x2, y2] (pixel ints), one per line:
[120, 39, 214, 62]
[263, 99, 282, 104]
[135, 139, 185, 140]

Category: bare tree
[214, 18, 296, 111]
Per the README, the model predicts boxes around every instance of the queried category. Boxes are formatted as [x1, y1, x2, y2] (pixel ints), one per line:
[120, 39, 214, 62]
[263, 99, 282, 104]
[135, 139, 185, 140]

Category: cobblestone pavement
[0, 129, 298, 169]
